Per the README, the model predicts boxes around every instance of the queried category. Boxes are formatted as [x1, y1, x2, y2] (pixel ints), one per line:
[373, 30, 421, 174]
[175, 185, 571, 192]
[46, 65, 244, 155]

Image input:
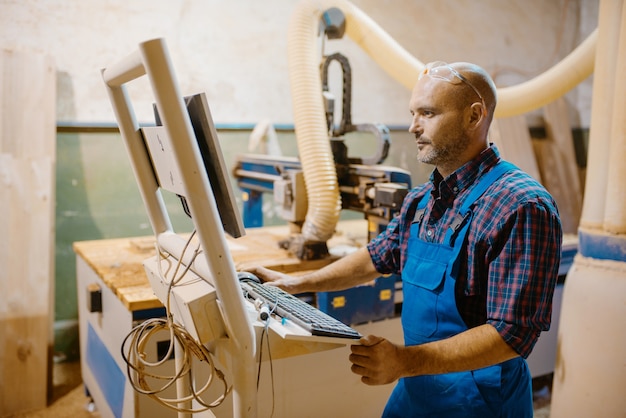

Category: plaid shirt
[367, 146, 562, 358]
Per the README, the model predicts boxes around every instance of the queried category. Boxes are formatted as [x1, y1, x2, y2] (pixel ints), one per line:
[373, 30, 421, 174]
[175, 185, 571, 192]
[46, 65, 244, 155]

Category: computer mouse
[237, 271, 261, 284]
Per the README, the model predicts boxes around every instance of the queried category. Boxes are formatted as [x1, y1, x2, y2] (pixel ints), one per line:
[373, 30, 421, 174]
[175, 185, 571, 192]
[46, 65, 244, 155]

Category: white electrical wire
[121, 230, 232, 413]
[255, 297, 278, 418]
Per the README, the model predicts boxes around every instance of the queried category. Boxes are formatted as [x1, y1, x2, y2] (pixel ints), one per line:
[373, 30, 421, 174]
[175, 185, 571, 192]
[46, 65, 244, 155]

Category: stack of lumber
[0, 49, 56, 415]
[489, 97, 583, 235]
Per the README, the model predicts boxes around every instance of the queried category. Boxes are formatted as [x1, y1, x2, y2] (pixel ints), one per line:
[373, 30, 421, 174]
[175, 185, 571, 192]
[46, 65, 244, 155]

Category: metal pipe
[102, 37, 257, 418]
[100, 72, 173, 237]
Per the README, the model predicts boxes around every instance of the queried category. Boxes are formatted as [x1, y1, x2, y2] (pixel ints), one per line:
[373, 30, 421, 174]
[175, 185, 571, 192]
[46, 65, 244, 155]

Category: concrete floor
[11, 361, 552, 417]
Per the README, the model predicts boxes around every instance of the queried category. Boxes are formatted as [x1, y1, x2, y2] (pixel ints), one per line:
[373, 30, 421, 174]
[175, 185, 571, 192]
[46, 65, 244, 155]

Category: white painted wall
[0, 0, 598, 126]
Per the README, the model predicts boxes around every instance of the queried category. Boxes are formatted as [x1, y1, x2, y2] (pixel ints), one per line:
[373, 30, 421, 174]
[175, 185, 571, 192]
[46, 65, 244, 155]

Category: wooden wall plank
[0, 49, 56, 414]
[489, 115, 542, 182]
[533, 139, 579, 235]
[490, 103, 583, 235]
[542, 97, 582, 232]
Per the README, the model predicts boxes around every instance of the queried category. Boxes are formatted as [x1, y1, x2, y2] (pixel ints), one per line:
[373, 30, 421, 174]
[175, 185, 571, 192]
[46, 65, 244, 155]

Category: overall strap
[444, 161, 516, 279]
[460, 161, 516, 214]
[412, 161, 517, 244]
[411, 193, 430, 225]
[444, 160, 516, 246]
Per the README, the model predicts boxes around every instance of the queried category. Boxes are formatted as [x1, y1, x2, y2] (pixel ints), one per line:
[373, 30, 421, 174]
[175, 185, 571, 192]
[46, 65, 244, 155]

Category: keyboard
[238, 273, 362, 340]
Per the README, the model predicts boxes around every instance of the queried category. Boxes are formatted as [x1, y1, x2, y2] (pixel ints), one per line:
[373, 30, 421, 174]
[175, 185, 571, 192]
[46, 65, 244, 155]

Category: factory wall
[0, 0, 599, 358]
[2, 0, 598, 126]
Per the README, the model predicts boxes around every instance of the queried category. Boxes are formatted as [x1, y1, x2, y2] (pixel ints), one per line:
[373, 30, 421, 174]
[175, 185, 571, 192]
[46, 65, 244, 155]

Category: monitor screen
[154, 93, 245, 238]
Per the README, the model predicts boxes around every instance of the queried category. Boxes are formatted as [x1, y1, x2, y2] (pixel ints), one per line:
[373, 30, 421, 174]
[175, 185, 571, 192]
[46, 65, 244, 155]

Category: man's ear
[468, 102, 485, 129]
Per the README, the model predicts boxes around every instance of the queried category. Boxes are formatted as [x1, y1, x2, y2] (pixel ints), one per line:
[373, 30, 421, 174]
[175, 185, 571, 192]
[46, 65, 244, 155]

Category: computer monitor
[153, 93, 245, 238]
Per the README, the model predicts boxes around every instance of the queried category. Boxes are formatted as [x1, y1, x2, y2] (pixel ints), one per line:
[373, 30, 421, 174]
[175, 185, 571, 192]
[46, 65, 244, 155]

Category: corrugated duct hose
[286, 0, 597, 259]
[285, 0, 426, 259]
[285, 1, 341, 259]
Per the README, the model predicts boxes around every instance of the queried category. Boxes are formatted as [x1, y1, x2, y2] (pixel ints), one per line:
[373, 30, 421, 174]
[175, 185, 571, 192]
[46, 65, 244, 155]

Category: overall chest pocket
[401, 240, 451, 341]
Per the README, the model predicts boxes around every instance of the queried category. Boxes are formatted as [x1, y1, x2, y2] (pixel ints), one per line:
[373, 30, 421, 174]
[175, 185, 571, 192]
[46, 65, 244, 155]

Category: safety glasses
[419, 61, 486, 113]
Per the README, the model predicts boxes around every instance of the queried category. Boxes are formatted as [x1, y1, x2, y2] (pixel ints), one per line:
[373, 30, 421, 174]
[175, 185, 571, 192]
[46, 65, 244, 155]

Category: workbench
[75, 220, 575, 418]
[74, 220, 399, 418]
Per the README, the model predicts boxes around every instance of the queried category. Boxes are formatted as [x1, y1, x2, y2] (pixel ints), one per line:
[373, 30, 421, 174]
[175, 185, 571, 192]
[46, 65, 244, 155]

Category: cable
[254, 298, 271, 321]
[120, 230, 232, 413]
[255, 297, 278, 418]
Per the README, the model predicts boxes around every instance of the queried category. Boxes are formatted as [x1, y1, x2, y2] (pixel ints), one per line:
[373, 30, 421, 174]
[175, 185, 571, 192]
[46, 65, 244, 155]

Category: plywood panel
[0, 49, 56, 414]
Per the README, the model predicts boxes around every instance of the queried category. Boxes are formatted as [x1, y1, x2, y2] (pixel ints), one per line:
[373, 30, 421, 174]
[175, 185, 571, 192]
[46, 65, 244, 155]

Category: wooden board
[0, 49, 56, 414]
[532, 140, 578, 234]
[488, 115, 542, 182]
[73, 236, 162, 311]
[490, 100, 583, 234]
[542, 97, 582, 233]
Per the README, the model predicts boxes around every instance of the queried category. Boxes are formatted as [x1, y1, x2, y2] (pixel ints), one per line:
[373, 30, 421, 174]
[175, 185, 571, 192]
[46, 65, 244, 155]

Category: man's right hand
[244, 266, 305, 294]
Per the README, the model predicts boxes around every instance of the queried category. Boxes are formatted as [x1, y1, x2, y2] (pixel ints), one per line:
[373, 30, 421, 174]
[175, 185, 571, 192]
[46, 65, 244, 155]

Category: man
[248, 62, 562, 417]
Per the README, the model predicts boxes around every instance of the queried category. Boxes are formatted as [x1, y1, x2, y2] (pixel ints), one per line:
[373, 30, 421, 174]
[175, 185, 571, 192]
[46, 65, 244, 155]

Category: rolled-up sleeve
[367, 214, 402, 275]
[485, 201, 563, 357]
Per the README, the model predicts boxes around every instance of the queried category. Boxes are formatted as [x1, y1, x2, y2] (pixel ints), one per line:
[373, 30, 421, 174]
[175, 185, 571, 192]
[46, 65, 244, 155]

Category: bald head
[448, 62, 497, 120]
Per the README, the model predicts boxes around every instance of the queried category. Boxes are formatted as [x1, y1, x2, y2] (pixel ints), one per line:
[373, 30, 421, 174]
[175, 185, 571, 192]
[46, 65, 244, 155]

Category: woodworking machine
[233, 69, 410, 257]
[233, 8, 411, 259]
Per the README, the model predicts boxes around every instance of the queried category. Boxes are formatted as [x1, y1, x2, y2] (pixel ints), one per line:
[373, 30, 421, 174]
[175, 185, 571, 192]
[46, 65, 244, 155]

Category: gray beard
[416, 138, 468, 166]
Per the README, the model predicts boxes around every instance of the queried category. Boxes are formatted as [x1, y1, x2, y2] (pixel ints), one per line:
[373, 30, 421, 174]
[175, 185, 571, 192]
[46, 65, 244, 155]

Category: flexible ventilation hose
[495, 30, 597, 117]
[288, 0, 342, 242]
[288, 0, 597, 242]
[287, 0, 426, 243]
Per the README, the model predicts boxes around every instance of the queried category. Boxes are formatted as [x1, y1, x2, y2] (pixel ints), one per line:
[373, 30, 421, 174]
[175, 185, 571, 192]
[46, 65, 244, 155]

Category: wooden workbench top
[73, 219, 370, 312]
[73, 221, 577, 312]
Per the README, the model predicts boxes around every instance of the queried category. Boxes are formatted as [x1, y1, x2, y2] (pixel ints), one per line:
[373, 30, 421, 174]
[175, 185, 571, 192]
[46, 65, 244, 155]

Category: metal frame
[101, 38, 256, 418]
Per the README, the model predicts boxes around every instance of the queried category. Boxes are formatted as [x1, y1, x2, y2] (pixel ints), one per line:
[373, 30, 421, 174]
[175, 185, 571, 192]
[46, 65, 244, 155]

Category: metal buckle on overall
[412, 208, 426, 225]
[449, 212, 467, 231]
[448, 210, 472, 245]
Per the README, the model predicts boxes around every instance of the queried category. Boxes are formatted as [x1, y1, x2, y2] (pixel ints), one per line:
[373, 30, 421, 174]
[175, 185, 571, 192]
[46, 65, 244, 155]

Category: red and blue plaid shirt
[367, 145, 562, 357]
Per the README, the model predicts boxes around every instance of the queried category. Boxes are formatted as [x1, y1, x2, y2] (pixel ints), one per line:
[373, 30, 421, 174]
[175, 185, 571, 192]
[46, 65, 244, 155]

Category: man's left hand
[349, 335, 402, 385]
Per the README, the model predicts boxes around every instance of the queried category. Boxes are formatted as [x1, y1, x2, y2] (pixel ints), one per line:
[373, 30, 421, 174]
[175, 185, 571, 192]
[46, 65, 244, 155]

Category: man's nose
[409, 118, 422, 135]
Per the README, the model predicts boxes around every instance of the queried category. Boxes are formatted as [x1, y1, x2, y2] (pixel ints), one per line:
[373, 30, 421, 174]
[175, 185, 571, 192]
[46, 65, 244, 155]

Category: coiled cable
[120, 230, 231, 413]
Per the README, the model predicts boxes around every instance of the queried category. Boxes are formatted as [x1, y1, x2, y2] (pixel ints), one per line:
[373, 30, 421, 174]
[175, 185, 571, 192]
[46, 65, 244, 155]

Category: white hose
[601, 2, 626, 234]
[288, 0, 425, 242]
[288, 0, 597, 242]
[288, 0, 342, 242]
[580, 1, 619, 230]
[495, 30, 597, 117]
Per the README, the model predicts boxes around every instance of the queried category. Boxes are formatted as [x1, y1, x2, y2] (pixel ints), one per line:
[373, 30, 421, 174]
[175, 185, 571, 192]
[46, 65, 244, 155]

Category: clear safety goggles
[419, 61, 486, 113]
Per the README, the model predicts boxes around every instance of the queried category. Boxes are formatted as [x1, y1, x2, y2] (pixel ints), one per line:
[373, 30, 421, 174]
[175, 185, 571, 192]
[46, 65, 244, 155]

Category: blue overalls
[382, 162, 533, 418]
